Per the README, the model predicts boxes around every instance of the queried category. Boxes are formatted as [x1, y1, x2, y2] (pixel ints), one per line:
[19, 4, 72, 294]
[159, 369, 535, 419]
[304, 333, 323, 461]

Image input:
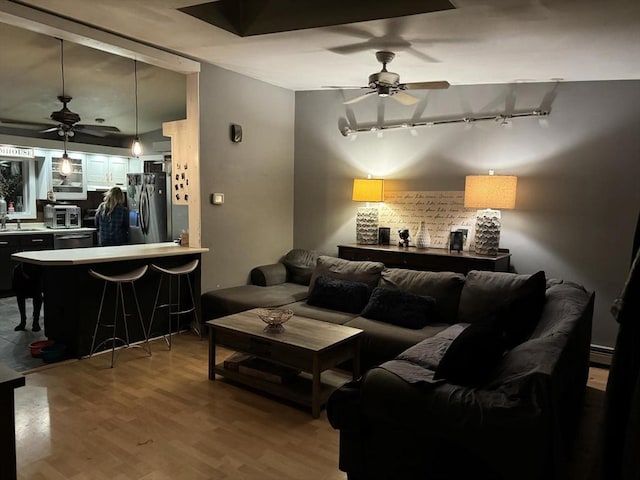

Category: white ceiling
[1, 0, 640, 141]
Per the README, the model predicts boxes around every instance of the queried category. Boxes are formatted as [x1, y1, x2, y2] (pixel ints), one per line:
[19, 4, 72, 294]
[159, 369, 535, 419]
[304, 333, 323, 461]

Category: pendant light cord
[134, 60, 139, 138]
[60, 38, 65, 97]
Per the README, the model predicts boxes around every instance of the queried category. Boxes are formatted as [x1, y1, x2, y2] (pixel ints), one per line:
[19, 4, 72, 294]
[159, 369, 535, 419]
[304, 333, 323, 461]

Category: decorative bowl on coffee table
[257, 308, 294, 333]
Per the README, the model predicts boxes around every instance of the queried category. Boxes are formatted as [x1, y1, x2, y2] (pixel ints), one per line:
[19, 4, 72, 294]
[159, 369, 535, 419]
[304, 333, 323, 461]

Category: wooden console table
[338, 244, 511, 274]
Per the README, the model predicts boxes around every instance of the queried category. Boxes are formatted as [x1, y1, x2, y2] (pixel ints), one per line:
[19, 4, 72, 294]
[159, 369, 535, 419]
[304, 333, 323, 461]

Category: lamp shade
[352, 178, 384, 202]
[464, 175, 517, 209]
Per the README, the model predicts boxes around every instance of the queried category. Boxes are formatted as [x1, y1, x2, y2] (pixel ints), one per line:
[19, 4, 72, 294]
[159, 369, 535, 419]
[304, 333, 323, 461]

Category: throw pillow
[308, 256, 385, 293]
[361, 287, 437, 329]
[498, 270, 547, 349]
[306, 275, 371, 314]
[434, 320, 507, 387]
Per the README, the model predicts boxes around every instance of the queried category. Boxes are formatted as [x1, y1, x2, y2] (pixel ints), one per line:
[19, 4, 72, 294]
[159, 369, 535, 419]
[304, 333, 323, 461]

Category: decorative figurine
[398, 229, 410, 248]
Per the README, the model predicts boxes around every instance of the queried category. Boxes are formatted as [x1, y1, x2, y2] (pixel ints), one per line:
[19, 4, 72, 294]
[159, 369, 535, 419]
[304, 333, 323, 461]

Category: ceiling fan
[38, 95, 121, 138]
[326, 51, 449, 106]
[0, 39, 120, 138]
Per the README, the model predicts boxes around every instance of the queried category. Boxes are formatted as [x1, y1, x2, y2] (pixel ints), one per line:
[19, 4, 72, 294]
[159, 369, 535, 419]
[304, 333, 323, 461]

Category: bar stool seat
[148, 259, 200, 349]
[89, 264, 151, 367]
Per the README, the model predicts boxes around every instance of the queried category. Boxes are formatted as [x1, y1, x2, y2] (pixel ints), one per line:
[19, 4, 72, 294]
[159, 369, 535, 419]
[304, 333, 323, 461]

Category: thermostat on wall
[211, 193, 224, 205]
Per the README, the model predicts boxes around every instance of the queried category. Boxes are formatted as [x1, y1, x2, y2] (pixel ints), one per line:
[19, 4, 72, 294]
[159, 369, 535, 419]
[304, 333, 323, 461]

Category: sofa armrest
[250, 263, 288, 286]
[361, 367, 542, 434]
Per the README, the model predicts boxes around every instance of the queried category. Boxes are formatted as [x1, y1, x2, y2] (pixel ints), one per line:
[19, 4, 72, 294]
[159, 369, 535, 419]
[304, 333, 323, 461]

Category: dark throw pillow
[498, 270, 547, 349]
[434, 320, 507, 387]
[361, 287, 436, 329]
[307, 275, 370, 314]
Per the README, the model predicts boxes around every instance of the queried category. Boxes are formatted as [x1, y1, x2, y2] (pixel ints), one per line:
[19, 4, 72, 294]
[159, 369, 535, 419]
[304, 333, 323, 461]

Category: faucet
[0, 214, 6, 230]
[16, 218, 21, 230]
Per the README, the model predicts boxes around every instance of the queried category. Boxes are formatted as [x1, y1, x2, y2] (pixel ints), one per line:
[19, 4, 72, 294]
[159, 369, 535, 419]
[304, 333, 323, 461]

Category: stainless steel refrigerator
[126, 172, 170, 244]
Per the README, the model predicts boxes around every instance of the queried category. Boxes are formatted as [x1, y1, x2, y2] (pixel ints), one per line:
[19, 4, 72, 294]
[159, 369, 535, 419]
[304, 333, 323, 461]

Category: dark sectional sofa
[201, 250, 595, 480]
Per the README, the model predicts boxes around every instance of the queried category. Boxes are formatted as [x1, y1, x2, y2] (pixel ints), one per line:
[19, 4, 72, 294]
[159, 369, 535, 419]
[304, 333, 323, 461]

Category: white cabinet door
[109, 157, 128, 186]
[86, 155, 109, 185]
[86, 155, 129, 187]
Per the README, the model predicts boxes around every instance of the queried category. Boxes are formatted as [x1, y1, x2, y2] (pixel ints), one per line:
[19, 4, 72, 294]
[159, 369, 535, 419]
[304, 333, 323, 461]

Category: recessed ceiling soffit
[179, 0, 455, 37]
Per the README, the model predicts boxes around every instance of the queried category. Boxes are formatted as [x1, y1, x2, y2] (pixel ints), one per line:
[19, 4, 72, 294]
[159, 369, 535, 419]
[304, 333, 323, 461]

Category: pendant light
[60, 132, 72, 176]
[132, 59, 143, 157]
[58, 39, 73, 177]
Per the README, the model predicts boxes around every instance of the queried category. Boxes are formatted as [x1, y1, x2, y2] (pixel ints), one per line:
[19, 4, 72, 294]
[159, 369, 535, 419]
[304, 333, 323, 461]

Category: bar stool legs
[89, 265, 151, 367]
[148, 259, 200, 349]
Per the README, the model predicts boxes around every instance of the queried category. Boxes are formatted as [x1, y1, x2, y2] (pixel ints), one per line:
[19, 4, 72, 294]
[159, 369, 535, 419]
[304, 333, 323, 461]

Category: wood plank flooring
[14, 332, 609, 479]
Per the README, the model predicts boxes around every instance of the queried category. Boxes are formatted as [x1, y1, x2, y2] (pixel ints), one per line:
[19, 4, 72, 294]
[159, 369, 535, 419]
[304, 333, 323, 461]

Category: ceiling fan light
[132, 137, 143, 157]
[378, 85, 391, 97]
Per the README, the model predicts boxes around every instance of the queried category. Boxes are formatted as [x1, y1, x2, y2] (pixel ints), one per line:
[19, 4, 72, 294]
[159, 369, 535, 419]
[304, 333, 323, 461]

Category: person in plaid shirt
[95, 186, 129, 246]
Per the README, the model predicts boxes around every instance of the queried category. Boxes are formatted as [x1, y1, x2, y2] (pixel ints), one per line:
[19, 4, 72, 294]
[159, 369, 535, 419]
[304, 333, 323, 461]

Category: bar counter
[12, 242, 209, 358]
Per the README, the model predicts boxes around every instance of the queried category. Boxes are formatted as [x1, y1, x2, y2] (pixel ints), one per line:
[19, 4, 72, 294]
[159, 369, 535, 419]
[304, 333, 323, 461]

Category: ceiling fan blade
[39, 126, 60, 133]
[73, 124, 121, 137]
[403, 81, 450, 90]
[343, 91, 377, 105]
[75, 124, 121, 133]
[323, 85, 369, 90]
[0, 119, 52, 130]
[405, 48, 440, 63]
[324, 25, 373, 40]
[328, 42, 372, 55]
[391, 91, 419, 106]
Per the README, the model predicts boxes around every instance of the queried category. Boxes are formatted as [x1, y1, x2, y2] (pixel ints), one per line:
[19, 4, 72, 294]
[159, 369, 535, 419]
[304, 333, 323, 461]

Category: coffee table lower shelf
[214, 363, 347, 414]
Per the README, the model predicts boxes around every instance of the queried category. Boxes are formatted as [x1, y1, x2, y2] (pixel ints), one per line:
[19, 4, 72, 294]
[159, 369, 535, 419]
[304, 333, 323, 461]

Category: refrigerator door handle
[140, 188, 150, 235]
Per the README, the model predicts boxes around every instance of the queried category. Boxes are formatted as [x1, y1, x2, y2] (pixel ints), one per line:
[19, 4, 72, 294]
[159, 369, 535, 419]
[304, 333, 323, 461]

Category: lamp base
[356, 206, 379, 245]
[473, 209, 501, 256]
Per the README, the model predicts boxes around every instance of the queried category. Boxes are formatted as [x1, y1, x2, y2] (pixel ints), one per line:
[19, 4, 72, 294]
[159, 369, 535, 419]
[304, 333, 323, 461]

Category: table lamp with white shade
[352, 178, 384, 245]
[464, 171, 517, 256]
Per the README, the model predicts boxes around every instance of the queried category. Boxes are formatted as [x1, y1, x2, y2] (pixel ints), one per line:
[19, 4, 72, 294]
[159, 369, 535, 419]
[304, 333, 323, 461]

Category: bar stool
[88, 265, 151, 367]
[148, 258, 200, 349]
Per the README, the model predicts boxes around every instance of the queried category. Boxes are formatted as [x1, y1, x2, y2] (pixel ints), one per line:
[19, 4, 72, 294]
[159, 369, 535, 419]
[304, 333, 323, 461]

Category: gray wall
[199, 62, 295, 291]
[294, 81, 640, 348]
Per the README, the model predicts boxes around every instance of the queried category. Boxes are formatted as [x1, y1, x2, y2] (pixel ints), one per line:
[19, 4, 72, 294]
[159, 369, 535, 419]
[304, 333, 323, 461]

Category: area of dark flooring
[0, 296, 48, 372]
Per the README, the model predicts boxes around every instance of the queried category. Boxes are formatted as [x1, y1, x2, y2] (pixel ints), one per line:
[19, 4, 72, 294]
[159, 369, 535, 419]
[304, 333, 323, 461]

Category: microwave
[44, 204, 82, 229]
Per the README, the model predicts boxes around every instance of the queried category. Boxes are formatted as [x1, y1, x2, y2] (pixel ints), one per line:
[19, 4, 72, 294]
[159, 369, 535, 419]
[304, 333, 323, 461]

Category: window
[0, 157, 36, 219]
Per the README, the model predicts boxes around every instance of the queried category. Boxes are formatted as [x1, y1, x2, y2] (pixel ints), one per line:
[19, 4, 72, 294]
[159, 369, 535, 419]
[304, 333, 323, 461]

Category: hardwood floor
[14, 332, 609, 479]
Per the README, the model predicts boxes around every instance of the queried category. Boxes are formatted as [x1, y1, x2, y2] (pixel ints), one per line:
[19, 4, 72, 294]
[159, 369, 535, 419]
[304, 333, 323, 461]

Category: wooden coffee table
[207, 309, 363, 418]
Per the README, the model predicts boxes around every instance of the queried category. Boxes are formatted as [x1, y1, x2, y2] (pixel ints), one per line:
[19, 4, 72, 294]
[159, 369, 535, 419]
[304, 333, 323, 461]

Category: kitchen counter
[11, 242, 209, 358]
[12, 242, 208, 266]
[0, 224, 95, 236]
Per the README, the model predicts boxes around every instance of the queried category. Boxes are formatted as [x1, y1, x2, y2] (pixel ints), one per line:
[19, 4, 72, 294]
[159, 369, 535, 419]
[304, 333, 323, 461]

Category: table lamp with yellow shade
[464, 171, 517, 256]
[352, 178, 384, 244]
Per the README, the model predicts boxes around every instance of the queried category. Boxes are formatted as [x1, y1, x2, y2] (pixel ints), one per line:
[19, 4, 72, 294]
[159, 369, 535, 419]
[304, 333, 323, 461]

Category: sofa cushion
[434, 320, 507, 386]
[458, 270, 542, 324]
[345, 316, 450, 369]
[379, 268, 465, 324]
[361, 287, 436, 329]
[307, 275, 371, 314]
[201, 283, 309, 320]
[309, 256, 384, 292]
[498, 270, 547, 349]
[286, 300, 359, 325]
[282, 249, 319, 285]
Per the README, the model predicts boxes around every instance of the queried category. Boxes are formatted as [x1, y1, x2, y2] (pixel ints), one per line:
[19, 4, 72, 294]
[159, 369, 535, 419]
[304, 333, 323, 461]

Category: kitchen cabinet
[0, 229, 94, 292]
[86, 155, 128, 187]
[0, 233, 53, 291]
[52, 155, 87, 200]
[0, 236, 20, 291]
